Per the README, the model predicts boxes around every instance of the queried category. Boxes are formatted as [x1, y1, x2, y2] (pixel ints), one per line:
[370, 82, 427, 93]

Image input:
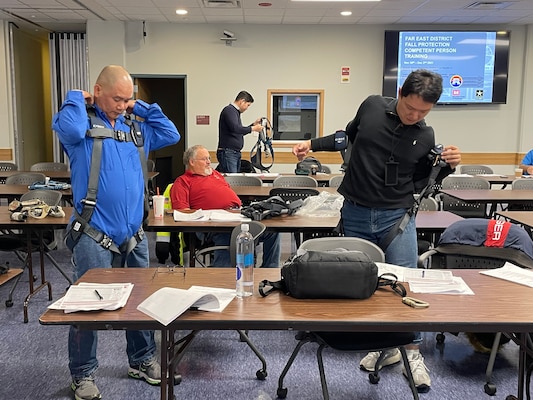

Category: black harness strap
[379, 149, 448, 252]
[250, 123, 274, 172]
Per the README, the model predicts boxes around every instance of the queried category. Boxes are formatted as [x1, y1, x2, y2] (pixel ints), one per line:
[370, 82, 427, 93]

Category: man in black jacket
[292, 69, 462, 393]
[217, 90, 263, 173]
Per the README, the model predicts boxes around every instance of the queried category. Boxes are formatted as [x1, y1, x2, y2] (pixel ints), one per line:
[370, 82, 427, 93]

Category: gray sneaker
[403, 351, 431, 393]
[360, 348, 401, 372]
[128, 358, 161, 386]
[71, 376, 101, 400]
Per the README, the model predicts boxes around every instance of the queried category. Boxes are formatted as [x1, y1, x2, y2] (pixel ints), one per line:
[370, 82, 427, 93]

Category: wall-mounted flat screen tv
[382, 30, 510, 105]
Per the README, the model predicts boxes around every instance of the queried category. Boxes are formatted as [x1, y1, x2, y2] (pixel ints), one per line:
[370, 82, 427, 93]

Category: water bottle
[236, 223, 254, 297]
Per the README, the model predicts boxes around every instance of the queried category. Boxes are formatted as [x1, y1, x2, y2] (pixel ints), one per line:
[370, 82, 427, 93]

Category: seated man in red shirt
[170, 144, 281, 267]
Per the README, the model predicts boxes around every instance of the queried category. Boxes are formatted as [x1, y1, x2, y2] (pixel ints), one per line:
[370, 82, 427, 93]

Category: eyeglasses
[194, 157, 211, 162]
[151, 264, 186, 280]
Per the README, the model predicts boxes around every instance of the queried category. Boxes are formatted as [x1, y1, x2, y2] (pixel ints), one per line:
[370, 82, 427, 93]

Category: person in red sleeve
[170, 145, 280, 267]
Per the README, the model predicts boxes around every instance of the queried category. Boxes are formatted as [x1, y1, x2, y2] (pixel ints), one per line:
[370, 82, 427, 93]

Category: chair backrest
[420, 218, 533, 269]
[30, 162, 68, 172]
[20, 190, 62, 206]
[224, 175, 263, 187]
[328, 175, 344, 188]
[269, 187, 319, 202]
[0, 162, 17, 171]
[146, 159, 156, 172]
[5, 172, 46, 185]
[273, 176, 318, 187]
[440, 176, 490, 218]
[229, 221, 266, 266]
[299, 237, 385, 262]
[512, 178, 533, 190]
[460, 165, 494, 175]
[509, 179, 533, 211]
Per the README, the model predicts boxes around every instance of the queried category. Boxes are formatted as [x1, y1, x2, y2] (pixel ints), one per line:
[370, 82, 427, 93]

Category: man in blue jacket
[53, 65, 180, 400]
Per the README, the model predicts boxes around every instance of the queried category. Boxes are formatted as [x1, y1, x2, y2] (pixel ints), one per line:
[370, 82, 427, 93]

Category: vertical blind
[49, 33, 89, 163]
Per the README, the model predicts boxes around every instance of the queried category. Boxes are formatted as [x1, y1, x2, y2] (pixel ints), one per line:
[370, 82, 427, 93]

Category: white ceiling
[1, 0, 533, 33]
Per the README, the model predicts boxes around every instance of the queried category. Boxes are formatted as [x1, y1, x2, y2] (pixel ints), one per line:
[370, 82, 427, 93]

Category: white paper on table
[408, 277, 474, 295]
[480, 262, 533, 288]
[173, 209, 206, 221]
[137, 286, 236, 326]
[48, 283, 134, 313]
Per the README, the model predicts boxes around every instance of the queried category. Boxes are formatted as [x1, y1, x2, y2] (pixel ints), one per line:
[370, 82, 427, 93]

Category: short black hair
[235, 90, 254, 103]
[400, 69, 443, 104]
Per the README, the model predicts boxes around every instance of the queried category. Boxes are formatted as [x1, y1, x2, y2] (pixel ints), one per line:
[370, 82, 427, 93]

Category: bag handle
[258, 279, 286, 297]
[377, 273, 407, 297]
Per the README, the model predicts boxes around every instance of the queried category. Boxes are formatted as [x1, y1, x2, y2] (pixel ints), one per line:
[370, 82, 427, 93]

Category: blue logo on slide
[450, 75, 463, 88]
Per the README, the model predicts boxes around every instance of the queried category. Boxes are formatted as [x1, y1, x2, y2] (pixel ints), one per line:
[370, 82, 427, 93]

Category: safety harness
[250, 118, 274, 172]
[378, 144, 448, 251]
[241, 195, 303, 221]
[66, 106, 149, 257]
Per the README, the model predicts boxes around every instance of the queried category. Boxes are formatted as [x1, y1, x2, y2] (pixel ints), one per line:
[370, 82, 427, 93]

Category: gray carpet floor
[0, 232, 526, 399]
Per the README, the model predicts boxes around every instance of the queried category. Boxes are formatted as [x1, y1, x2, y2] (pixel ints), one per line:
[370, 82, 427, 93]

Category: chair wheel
[436, 333, 445, 343]
[484, 382, 497, 396]
[369, 372, 380, 384]
[277, 387, 288, 398]
[173, 374, 182, 385]
[5, 299, 13, 307]
[256, 369, 267, 380]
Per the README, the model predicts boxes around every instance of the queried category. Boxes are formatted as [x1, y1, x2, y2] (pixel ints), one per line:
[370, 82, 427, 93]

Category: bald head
[95, 65, 133, 90]
[93, 65, 134, 123]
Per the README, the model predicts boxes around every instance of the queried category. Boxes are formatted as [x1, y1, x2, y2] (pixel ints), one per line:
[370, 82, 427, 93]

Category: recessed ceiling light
[176, 9, 188, 15]
[341, 11, 352, 16]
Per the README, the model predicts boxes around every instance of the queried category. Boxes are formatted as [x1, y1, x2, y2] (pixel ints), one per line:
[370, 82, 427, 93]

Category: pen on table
[94, 289, 103, 300]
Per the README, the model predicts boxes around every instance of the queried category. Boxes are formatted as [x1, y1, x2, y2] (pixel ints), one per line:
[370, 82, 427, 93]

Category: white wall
[85, 22, 531, 160]
[1, 20, 529, 171]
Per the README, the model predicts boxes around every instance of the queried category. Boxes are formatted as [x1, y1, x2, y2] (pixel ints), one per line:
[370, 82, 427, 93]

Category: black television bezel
[382, 30, 511, 105]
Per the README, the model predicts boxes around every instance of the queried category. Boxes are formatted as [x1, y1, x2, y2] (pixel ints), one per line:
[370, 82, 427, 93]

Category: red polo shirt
[170, 169, 242, 210]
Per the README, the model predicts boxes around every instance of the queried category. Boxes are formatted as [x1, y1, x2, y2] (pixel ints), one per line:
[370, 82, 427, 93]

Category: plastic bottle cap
[241, 223, 249, 232]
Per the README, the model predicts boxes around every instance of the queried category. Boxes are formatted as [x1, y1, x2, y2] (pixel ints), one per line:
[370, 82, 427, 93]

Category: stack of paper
[480, 262, 533, 287]
[48, 282, 134, 313]
[173, 209, 250, 222]
[137, 286, 236, 326]
[375, 262, 474, 295]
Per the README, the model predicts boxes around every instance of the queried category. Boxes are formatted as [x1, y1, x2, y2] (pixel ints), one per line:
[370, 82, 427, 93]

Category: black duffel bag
[259, 250, 405, 299]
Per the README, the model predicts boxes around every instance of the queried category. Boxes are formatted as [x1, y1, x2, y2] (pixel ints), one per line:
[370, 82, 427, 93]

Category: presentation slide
[398, 31, 497, 103]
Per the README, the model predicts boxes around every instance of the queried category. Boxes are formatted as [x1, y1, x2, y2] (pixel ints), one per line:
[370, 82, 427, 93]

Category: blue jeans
[197, 231, 281, 268]
[216, 148, 241, 173]
[341, 199, 421, 344]
[68, 233, 156, 379]
[341, 199, 417, 267]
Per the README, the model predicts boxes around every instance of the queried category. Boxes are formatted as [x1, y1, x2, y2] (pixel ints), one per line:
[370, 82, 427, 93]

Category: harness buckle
[116, 131, 127, 141]
[99, 235, 113, 249]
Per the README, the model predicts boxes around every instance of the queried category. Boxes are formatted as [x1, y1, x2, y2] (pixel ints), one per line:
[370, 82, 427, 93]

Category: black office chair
[418, 218, 533, 396]
[277, 237, 419, 400]
[0, 162, 17, 184]
[439, 175, 490, 218]
[173, 222, 268, 383]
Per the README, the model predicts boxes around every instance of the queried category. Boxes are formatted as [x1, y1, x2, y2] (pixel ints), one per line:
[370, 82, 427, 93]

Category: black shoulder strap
[379, 151, 448, 251]
[258, 279, 287, 297]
